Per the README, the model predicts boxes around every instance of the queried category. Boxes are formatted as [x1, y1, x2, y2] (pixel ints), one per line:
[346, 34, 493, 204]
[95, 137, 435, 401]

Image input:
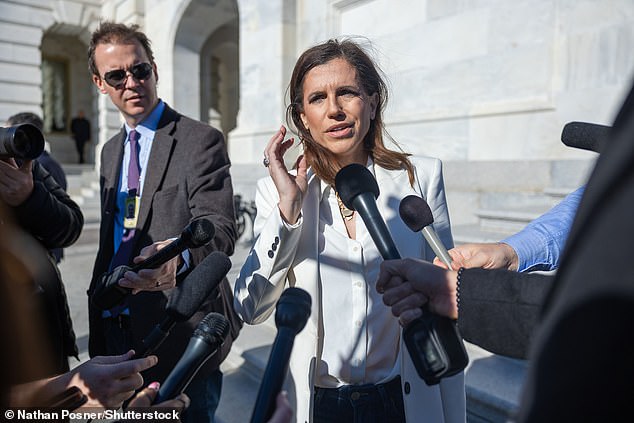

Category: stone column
[229, 0, 297, 165]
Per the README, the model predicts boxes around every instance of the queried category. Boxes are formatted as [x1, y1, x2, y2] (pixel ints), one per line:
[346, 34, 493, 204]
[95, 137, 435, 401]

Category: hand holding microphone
[335, 164, 468, 386]
[92, 218, 215, 310]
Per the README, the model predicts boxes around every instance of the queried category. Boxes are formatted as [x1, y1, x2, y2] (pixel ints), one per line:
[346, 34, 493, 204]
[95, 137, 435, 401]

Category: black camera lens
[0, 124, 45, 160]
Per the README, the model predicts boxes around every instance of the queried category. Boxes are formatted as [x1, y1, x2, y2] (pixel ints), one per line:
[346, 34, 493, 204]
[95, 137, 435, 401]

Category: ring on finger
[155, 281, 161, 288]
[263, 156, 270, 167]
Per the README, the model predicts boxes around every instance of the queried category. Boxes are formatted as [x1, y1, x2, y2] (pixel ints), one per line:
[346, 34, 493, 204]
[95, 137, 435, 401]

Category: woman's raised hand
[264, 125, 308, 224]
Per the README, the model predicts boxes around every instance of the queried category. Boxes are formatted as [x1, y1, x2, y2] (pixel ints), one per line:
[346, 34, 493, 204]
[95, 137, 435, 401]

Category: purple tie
[110, 129, 141, 268]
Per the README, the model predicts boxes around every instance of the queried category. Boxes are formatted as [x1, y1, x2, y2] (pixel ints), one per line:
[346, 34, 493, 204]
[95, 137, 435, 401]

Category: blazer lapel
[101, 129, 125, 234]
[136, 107, 178, 232]
[374, 165, 417, 218]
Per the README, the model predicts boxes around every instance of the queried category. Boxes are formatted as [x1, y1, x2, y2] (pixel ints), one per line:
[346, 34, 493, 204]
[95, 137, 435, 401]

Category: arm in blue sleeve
[503, 186, 585, 272]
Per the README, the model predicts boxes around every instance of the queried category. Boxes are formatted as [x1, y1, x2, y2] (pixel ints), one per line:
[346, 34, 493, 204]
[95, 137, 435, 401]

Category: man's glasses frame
[103, 62, 153, 88]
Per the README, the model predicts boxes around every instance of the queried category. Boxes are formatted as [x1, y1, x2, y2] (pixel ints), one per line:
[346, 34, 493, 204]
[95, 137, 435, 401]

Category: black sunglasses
[103, 62, 153, 88]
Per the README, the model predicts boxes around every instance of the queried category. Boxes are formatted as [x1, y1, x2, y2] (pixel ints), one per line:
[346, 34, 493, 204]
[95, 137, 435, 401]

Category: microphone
[335, 164, 468, 386]
[92, 218, 215, 310]
[250, 287, 311, 423]
[399, 195, 453, 268]
[154, 312, 230, 403]
[335, 163, 400, 259]
[561, 121, 611, 153]
[135, 251, 232, 358]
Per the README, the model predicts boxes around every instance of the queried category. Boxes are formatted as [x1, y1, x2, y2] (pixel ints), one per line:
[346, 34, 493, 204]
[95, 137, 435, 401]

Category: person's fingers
[116, 368, 146, 390]
[295, 154, 307, 174]
[278, 137, 295, 158]
[376, 260, 401, 293]
[399, 308, 424, 326]
[19, 159, 33, 172]
[109, 355, 158, 379]
[432, 256, 449, 269]
[152, 393, 190, 411]
[265, 126, 286, 163]
[381, 281, 416, 307]
[377, 274, 404, 295]
[389, 292, 428, 318]
[125, 382, 160, 408]
[90, 349, 135, 365]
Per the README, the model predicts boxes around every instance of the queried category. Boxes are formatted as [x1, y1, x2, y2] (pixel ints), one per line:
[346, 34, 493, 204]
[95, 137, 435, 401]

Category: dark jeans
[313, 376, 406, 423]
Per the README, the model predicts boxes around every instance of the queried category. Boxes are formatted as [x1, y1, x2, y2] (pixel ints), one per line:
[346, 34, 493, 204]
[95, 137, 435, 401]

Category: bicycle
[234, 194, 257, 244]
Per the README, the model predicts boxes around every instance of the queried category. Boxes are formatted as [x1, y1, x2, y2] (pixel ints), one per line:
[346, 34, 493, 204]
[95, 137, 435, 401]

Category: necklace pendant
[341, 207, 354, 221]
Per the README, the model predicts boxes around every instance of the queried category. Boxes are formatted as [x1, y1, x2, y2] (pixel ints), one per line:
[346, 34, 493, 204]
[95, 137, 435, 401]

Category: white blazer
[234, 156, 466, 423]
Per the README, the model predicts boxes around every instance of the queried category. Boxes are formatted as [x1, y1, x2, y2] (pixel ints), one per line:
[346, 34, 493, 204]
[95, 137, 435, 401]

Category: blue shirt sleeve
[502, 186, 585, 272]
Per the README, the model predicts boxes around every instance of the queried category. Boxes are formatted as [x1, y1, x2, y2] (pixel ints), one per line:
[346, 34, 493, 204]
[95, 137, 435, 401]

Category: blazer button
[268, 250, 274, 258]
[274, 236, 280, 245]
[272, 243, 277, 251]
[404, 381, 411, 394]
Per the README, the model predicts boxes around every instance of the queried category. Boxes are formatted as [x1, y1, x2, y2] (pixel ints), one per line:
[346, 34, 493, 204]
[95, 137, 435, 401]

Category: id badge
[123, 195, 140, 229]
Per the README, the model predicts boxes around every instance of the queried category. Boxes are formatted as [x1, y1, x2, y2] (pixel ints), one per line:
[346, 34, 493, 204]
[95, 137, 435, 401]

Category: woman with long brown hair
[235, 39, 465, 423]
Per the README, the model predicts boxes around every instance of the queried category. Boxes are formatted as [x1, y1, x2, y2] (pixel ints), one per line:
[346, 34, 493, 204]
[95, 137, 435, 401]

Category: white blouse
[315, 182, 401, 387]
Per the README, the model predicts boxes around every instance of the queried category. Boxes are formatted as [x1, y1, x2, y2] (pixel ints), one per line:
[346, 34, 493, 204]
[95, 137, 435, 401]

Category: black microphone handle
[129, 237, 185, 272]
[154, 336, 217, 403]
[352, 193, 401, 260]
[250, 327, 296, 423]
[134, 316, 177, 358]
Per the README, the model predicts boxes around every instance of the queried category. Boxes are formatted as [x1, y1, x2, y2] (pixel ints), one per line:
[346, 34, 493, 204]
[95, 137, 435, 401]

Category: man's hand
[433, 242, 519, 271]
[118, 239, 180, 294]
[377, 258, 458, 325]
[0, 158, 34, 206]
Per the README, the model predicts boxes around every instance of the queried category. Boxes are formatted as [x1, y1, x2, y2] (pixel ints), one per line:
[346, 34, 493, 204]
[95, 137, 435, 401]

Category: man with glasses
[86, 21, 241, 423]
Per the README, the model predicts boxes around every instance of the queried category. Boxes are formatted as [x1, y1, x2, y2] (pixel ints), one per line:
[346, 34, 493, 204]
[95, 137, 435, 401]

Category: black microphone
[399, 195, 453, 268]
[135, 251, 232, 358]
[92, 218, 215, 310]
[154, 312, 230, 403]
[335, 163, 400, 259]
[561, 121, 611, 153]
[335, 164, 468, 386]
[250, 287, 311, 423]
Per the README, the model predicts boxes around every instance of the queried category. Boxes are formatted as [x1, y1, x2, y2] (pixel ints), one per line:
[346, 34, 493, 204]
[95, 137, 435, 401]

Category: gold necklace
[335, 190, 355, 221]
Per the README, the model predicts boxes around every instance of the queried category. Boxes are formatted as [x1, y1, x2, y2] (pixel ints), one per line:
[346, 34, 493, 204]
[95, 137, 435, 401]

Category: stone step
[452, 224, 515, 245]
[476, 205, 549, 234]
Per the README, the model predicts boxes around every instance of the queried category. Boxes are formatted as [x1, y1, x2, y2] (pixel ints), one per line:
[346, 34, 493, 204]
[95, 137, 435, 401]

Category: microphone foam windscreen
[334, 163, 380, 210]
[183, 218, 215, 248]
[399, 195, 434, 232]
[275, 287, 312, 334]
[167, 251, 232, 321]
[561, 121, 611, 153]
[194, 312, 230, 346]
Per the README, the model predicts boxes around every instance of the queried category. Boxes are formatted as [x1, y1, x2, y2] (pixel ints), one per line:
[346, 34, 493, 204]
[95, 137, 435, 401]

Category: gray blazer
[88, 104, 241, 382]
